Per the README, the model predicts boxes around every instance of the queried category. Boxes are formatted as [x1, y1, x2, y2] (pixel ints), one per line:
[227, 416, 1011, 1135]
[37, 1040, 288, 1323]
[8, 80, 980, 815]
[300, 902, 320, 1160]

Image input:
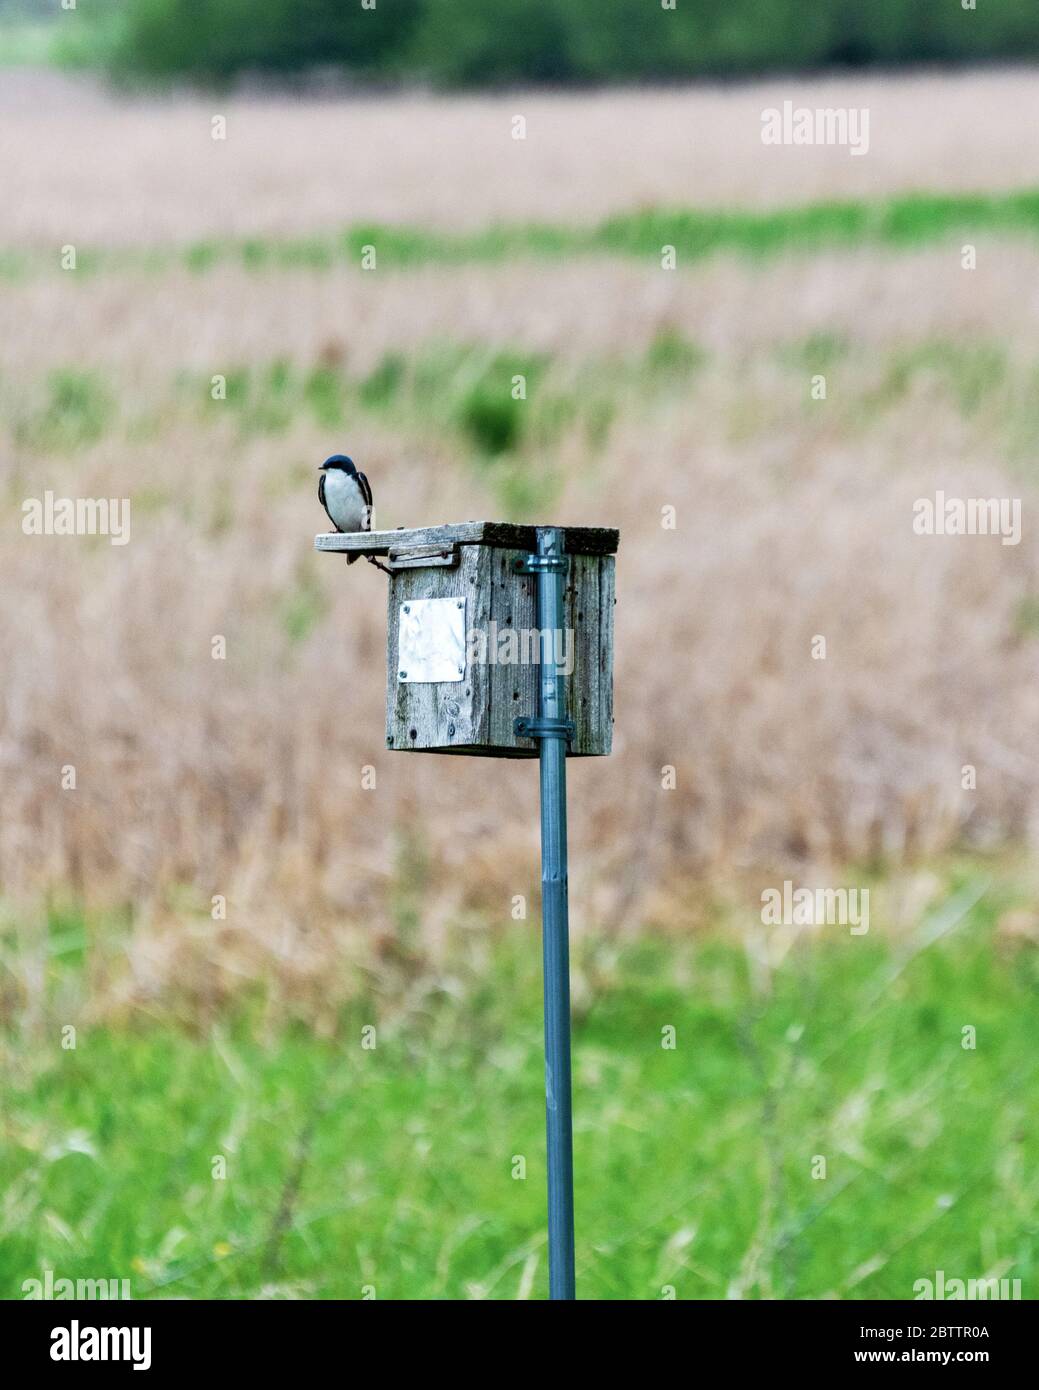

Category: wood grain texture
[317, 521, 620, 557]
[561, 552, 615, 757]
[385, 545, 487, 753]
[383, 543, 615, 757]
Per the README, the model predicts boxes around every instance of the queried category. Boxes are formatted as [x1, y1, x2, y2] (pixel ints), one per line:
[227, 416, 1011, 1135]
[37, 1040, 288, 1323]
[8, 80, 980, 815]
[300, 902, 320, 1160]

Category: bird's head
[320, 454, 356, 475]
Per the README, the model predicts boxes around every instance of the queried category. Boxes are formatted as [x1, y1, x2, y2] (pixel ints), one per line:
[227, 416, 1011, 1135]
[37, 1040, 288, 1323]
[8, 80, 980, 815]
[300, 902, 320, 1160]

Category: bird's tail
[346, 553, 359, 565]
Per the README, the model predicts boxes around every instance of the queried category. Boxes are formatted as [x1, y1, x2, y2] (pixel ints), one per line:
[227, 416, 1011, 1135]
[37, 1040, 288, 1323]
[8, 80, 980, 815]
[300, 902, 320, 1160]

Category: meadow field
[2, 68, 1038, 1299]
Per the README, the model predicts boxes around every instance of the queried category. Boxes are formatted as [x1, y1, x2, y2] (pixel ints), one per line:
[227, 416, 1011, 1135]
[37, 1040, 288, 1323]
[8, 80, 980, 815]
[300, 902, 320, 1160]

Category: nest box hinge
[513, 554, 569, 575]
[387, 542, 460, 570]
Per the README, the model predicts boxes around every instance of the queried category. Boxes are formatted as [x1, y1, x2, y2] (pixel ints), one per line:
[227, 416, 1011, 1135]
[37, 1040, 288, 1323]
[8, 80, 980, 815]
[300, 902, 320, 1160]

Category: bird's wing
[355, 471, 373, 529]
[318, 471, 340, 532]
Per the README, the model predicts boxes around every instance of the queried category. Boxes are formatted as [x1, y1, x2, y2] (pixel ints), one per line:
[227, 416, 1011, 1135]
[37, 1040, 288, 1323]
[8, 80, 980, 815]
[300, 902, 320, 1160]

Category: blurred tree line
[71, 0, 1039, 84]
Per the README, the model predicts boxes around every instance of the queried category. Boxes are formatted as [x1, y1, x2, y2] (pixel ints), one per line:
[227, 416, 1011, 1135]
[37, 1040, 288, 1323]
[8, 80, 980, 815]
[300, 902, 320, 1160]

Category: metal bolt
[399, 670, 407, 679]
[447, 723, 455, 737]
[457, 600, 463, 608]
[403, 604, 410, 613]
[457, 665, 464, 676]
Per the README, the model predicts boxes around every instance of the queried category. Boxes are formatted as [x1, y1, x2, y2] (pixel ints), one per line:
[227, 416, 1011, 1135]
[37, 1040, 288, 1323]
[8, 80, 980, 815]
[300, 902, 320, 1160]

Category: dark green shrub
[94, 0, 1039, 85]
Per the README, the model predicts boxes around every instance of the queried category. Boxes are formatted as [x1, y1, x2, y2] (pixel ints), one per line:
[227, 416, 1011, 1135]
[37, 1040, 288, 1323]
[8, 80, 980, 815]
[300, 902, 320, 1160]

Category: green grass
[7, 190, 1039, 284]
[0, 22, 61, 67]
[13, 331, 1039, 495]
[6, 332, 707, 516]
[13, 368, 115, 452]
[17, 333, 1033, 462]
[2, 878, 1037, 1299]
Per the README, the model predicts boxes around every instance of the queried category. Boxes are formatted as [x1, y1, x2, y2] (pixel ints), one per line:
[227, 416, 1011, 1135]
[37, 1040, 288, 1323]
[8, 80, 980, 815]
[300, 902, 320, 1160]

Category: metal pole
[535, 526, 575, 1300]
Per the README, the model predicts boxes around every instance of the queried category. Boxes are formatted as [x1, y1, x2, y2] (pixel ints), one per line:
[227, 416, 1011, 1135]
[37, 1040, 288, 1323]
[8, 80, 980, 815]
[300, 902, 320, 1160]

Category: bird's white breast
[323, 470, 367, 533]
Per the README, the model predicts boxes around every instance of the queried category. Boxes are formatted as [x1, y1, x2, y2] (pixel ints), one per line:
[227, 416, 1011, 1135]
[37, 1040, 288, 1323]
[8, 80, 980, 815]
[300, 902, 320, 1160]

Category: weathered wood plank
[597, 556, 615, 757]
[570, 554, 598, 755]
[487, 547, 539, 754]
[385, 546, 486, 753]
[317, 522, 620, 557]
[561, 553, 613, 757]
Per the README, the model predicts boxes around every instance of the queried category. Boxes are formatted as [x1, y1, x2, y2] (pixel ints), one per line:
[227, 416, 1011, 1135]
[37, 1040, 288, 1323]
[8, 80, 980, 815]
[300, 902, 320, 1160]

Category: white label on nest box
[397, 597, 466, 683]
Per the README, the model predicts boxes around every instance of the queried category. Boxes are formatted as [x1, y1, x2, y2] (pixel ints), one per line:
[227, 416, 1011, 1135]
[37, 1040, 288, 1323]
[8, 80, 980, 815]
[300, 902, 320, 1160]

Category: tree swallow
[318, 455, 390, 574]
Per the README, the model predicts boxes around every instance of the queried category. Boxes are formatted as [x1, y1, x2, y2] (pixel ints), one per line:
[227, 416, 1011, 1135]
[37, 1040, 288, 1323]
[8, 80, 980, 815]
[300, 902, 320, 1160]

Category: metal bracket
[513, 553, 569, 575]
[514, 716, 575, 743]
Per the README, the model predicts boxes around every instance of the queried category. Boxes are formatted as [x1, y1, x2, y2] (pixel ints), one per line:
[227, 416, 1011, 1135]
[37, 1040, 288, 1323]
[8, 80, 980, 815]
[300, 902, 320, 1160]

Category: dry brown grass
[3, 72, 1039, 1021]
[8, 244, 1039, 381]
[4, 68, 1039, 248]
[4, 311, 1039, 1021]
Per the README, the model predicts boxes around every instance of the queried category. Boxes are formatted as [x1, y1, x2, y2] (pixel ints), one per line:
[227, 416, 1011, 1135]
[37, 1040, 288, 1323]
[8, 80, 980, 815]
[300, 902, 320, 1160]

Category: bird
[318, 454, 391, 575]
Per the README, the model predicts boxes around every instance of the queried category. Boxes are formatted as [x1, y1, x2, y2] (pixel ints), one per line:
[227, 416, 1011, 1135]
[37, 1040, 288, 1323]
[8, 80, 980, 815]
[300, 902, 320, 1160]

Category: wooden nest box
[315, 522, 618, 757]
